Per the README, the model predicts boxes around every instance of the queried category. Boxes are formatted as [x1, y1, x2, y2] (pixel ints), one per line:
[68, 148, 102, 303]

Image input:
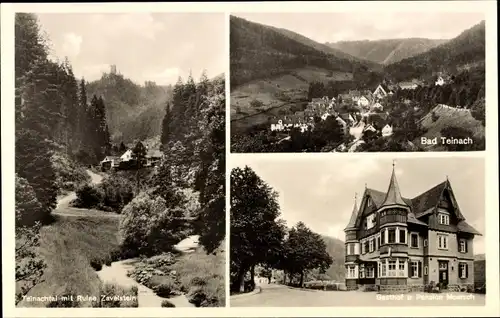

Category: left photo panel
[14, 12, 226, 308]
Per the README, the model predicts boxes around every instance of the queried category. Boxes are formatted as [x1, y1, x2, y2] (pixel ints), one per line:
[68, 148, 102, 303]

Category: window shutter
[465, 263, 468, 278]
[465, 240, 468, 253]
[418, 261, 422, 277]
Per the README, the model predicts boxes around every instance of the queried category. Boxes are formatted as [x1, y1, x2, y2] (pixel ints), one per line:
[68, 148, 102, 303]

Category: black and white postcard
[12, 11, 226, 308]
[230, 12, 486, 153]
[230, 156, 485, 307]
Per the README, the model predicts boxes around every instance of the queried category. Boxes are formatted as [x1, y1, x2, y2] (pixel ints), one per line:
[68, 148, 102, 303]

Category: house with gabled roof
[344, 165, 481, 293]
[373, 83, 393, 99]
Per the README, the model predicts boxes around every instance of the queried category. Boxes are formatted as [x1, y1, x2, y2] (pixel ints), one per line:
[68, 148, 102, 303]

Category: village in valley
[229, 14, 486, 153]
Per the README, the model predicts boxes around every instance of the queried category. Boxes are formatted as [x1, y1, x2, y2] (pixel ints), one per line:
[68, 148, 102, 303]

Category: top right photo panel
[230, 12, 486, 153]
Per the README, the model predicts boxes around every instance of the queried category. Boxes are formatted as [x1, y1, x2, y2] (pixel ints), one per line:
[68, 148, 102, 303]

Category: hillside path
[230, 283, 485, 307]
[97, 259, 194, 307]
[54, 170, 120, 218]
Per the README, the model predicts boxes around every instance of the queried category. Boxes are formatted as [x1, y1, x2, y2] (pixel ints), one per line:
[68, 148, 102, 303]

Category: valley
[230, 15, 486, 153]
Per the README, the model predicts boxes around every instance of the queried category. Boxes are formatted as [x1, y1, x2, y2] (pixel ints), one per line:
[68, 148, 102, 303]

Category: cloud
[61, 32, 82, 58]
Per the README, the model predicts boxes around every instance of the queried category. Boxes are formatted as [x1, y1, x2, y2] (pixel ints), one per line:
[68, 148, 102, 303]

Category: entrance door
[438, 260, 449, 288]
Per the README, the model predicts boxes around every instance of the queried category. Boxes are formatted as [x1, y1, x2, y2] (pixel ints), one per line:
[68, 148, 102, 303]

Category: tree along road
[229, 283, 485, 307]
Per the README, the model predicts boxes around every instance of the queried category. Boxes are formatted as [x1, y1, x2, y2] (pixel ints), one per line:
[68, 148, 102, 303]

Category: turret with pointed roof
[344, 193, 359, 231]
[379, 161, 409, 210]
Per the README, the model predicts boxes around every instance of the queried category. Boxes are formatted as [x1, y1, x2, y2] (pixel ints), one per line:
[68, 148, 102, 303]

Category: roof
[411, 181, 447, 218]
[146, 149, 163, 158]
[457, 221, 482, 236]
[101, 156, 119, 162]
[344, 196, 359, 230]
[379, 166, 409, 209]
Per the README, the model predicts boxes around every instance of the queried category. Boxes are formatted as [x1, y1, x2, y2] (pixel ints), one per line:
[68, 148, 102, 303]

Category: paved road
[230, 283, 485, 307]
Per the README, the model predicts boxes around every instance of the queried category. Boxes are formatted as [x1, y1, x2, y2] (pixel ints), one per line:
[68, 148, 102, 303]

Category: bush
[52, 152, 91, 193]
[244, 280, 255, 292]
[90, 258, 103, 271]
[100, 175, 135, 212]
[154, 281, 177, 298]
[161, 300, 176, 307]
[75, 184, 104, 209]
[250, 99, 264, 108]
[119, 192, 190, 256]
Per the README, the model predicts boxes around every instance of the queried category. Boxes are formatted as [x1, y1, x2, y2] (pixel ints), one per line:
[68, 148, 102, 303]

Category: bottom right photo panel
[229, 155, 485, 307]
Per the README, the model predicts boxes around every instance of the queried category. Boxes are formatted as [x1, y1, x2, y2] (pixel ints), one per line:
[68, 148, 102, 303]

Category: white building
[435, 76, 445, 86]
[120, 149, 134, 162]
[357, 96, 370, 108]
[381, 124, 393, 137]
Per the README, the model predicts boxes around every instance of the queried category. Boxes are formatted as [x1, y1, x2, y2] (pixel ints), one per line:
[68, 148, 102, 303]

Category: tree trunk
[300, 271, 304, 288]
[238, 267, 246, 293]
[250, 265, 255, 283]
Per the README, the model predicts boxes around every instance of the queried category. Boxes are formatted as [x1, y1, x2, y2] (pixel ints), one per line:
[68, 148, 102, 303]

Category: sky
[233, 12, 485, 43]
[230, 156, 486, 255]
[36, 13, 225, 85]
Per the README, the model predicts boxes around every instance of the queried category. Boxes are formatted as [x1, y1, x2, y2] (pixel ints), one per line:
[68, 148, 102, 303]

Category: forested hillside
[385, 20, 485, 82]
[230, 15, 379, 89]
[326, 38, 447, 65]
[86, 73, 172, 144]
[15, 12, 226, 307]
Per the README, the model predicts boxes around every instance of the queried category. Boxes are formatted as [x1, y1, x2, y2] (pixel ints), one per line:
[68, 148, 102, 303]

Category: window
[381, 261, 387, 277]
[439, 262, 448, 270]
[369, 239, 374, 253]
[361, 241, 366, 254]
[347, 265, 357, 278]
[439, 213, 450, 225]
[347, 243, 356, 255]
[388, 229, 396, 243]
[377, 235, 381, 249]
[366, 214, 376, 229]
[423, 239, 428, 247]
[459, 239, 467, 253]
[399, 229, 407, 244]
[366, 266, 375, 278]
[410, 261, 419, 278]
[359, 264, 365, 278]
[438, 234, 448, 250]
[424, 266, 428, 275]
[387, 260, 397, 277]
[364, 241, 369, 254]
[398, 259, 406, 276]
[410, 233, 419, 248]
[381, 230, 386, 244]
[459, 263, 468, 279]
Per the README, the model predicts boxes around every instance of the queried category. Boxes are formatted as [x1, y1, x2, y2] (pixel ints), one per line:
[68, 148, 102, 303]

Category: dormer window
[366, 214, 376, 230]
[438, 213, 450, 225]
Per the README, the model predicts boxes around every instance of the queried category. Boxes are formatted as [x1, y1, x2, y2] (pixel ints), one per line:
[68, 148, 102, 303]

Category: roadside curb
[229, 286, 262, 300]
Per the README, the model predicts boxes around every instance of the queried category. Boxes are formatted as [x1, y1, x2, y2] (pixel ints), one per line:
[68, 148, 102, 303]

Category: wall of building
[407, 230, 426, 257]
[456, 236, 475, 260]
[428, 230, 458, 257]
[407, 255, 425, 288]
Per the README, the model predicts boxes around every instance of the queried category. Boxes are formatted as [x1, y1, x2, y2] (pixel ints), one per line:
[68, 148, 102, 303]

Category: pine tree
[15, 129, 58, 222]
[160, 102, 172, 148]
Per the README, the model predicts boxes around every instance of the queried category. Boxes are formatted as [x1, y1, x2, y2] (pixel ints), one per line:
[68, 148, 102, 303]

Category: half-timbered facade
[344, 166, 481, 293]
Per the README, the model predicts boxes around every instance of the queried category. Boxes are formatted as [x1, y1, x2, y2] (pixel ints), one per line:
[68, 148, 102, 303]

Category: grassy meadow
[17, 214, 121, 307]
